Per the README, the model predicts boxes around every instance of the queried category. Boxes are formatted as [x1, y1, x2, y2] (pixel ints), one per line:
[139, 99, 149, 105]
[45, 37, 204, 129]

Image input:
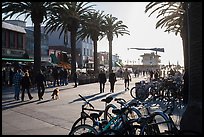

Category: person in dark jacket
[52, 67, 59, 87]
[21, 72, 33, 101]
[35, 70, 46, 100]
[73, 71, 78, 88]
[109, 70, 117, 93]
[98, 70, 107, 93]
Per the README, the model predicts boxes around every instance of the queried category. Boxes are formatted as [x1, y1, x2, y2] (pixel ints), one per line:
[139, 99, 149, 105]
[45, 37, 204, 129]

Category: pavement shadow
[2, 99, 16, 104]
[36, 99, 53, 104]
[2, 99, 39, 111]
[68, 92, 101, 104]
[108, 90, 127, 99]
[87, 93, 111, 102]
[68, 89, 128, 105]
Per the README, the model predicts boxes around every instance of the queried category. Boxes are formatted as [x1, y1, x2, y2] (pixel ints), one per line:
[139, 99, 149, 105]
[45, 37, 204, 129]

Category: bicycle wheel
[151, 111, 172, 134]
[104, 104, 117, 121]
[70, 116, 95, 131]
[130, 86, 148, 101]
[126, 106, 142, 120]
[69, 124, 98, 135]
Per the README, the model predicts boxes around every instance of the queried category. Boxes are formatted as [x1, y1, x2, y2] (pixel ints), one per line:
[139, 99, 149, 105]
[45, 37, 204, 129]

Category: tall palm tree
[2, 2, 57, 79]
[44, 2, 95, 75]
[145, 2, 190, 104]
[145, 2, 202, 133]
[78, 10, 105, 74]
[180, 2, 202, 133]
[102, 14, 130, 73]
[145, 2, 188, 68]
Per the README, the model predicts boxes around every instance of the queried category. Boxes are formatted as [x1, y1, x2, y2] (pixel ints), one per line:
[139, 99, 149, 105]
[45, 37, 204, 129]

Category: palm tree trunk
[33, 22, 41, 80]
[181, 2, 189, 104]
[93, 40, 98, 74]
[70, 29, 77, 76]
[180, 2, 202, 133]
[109, 41, 113, 73]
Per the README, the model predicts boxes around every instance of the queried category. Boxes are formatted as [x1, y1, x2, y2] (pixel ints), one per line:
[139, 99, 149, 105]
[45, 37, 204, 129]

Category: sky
[3, 2, 184, 66]
[92, 2, 184, 66]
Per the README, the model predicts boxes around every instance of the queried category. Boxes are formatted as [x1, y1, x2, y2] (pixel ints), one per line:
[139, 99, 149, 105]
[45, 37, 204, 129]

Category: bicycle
[69, 94, 117, 132]
[69, 105, 141, 135]
[130, 80, 161, 102]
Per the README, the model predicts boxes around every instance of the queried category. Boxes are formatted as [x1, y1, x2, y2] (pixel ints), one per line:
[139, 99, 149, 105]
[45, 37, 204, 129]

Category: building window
[90, 49, 92, 56]
[9, 31, 15, 48]
[2, 29, 6, 48]
[87, 49, 89, 56]
[17, 33, 23, 49]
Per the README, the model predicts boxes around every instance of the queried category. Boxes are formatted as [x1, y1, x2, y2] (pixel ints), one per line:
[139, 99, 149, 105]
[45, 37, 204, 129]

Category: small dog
[51, 88, 60, 100]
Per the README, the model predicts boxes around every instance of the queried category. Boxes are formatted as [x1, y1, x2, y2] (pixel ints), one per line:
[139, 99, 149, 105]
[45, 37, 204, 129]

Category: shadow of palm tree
[88, 93, 111, 102]
[36, 99, 53, 104]
[2, 99, 17, 104]
[2, 99, 39, 111]
[68, 92, 101, 104]
[108, 90, 127, 99]
[68, 89, 128, 104]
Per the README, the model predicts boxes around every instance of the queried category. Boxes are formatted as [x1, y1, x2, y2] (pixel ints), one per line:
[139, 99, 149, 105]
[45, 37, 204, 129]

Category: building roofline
[2, 21, 26, 33]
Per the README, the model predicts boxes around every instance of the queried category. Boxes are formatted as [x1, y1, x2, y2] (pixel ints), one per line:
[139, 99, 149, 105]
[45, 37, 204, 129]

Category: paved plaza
[2, 75, 185, 135]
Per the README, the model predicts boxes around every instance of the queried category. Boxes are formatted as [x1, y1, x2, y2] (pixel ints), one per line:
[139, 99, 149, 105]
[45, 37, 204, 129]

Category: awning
[57, 61, 71, 69]
[2, 58, 34, 62]
[115, 62, 122, 67]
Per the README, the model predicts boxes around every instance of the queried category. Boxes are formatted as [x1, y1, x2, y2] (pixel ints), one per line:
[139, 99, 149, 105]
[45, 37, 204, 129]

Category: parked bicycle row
[68, 92, 199, 135]
[130, 75, 184, 110]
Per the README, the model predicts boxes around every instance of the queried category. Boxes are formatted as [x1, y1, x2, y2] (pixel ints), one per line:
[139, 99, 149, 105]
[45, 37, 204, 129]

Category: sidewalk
[2, 75, 184, 135]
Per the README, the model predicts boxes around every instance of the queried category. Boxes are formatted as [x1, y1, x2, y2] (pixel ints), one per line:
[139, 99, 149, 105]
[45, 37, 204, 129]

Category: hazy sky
[3, 2, 184, 66]
[93, 2, 184, 66]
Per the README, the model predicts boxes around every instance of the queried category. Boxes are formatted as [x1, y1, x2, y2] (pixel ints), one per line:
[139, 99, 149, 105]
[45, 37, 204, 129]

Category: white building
[140, 52, 161, 65]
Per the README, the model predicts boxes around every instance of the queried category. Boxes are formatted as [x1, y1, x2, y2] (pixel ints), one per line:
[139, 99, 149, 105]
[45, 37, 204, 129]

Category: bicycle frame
[71, 94, 115, 130]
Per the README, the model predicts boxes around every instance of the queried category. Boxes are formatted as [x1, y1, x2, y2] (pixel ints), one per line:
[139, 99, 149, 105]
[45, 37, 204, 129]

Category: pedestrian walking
[149, 70, 154, 81]
[4, 67, 10, 86]
[123, 68, 131, 91]
[21, 72, 33, 101]
[52, 67, 59, 87]
[13, 69, 23, 100]
[98, 70, 107, 93]
[73, 71, 78, 88]
[154, 69, 159, 80]
[109, 70, 117, 93]
[35, 70, 46, 100]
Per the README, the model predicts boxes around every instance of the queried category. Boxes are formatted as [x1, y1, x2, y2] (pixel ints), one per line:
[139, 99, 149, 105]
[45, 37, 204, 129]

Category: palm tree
[145, 2, 183, 34]
[78, 10, 105, 74]
[145, 2, 190, 104]
[145, 2, 202, 133]
[2, 2, 57, 79]
[145, 2, 188, 69]
[180, 2, 202, 133]
[44, 2, 95, 75]
[102, 14, 130, 73]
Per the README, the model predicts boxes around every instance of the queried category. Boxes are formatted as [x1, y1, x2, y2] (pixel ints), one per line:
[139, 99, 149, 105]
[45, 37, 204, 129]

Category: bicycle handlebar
[78, 94, 94, 109]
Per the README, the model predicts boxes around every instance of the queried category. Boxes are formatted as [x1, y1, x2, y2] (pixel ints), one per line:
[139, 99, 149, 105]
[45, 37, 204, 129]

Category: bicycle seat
[112, 107, 127, 115]
[90, 113, 100, 120]
[101, 96, 113, 103]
